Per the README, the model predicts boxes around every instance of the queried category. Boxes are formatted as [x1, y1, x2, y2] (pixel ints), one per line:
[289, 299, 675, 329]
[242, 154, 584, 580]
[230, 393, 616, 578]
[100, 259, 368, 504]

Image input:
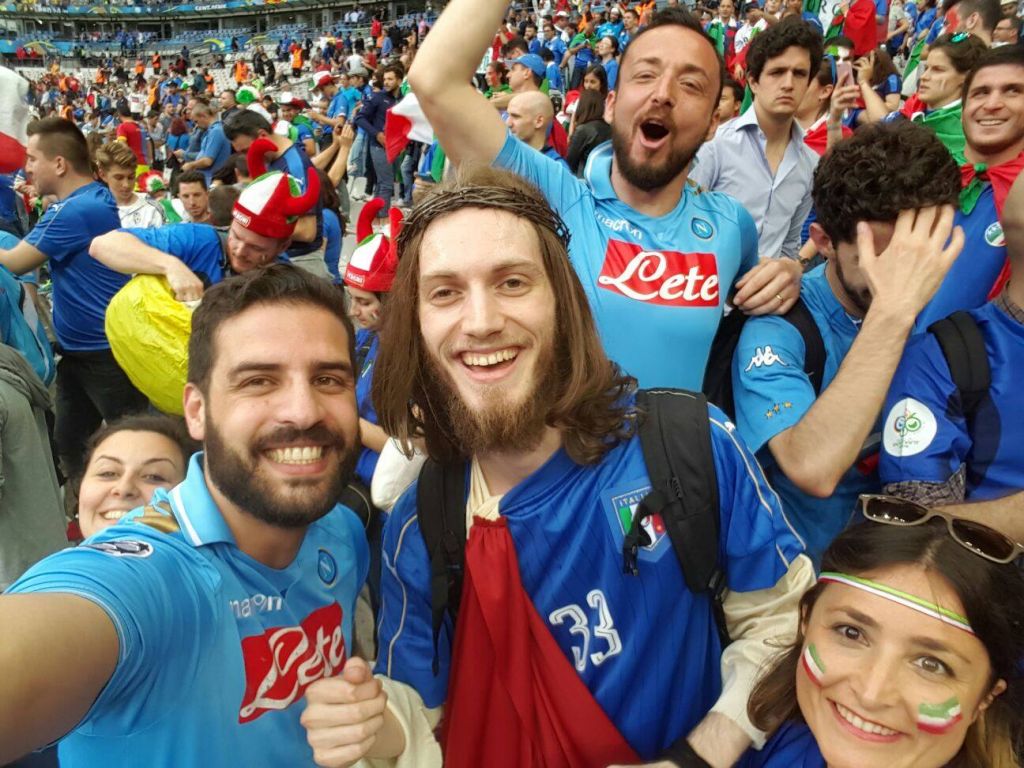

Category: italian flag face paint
[802, 643, 826, 687]
[917, 697, 963, 734]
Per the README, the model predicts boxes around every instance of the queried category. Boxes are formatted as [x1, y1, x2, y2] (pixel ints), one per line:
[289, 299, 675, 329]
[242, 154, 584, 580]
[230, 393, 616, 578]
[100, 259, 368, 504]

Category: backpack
[416, 388, 727, 676]
[927, 311, 992, 430]
[0, 261, 55, 387]
[702, 298, 826, 420]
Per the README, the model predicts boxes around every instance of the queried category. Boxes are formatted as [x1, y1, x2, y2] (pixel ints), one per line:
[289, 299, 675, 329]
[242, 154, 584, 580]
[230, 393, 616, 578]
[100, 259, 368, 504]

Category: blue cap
[509, 53, 546, 78]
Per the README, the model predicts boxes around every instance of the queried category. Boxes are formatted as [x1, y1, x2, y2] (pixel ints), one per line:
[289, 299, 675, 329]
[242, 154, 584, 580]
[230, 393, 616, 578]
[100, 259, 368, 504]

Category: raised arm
[89, 229, 204, 302]
[407, 0, 509, 166]
[0, 594, 118, 763]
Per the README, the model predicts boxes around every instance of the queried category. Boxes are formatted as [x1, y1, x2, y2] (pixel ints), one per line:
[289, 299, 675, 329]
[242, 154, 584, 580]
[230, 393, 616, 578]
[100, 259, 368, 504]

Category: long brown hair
[371, 165, 637, 465]
[748, 520, 1024, 768]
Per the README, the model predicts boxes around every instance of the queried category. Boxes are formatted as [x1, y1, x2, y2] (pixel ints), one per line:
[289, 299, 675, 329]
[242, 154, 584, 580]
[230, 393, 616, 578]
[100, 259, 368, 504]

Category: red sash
[442, 516, 640, 768]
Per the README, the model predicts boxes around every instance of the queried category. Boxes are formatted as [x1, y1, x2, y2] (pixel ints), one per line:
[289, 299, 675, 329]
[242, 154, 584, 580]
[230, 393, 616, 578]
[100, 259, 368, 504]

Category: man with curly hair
[690, 17, 823, 262]
[731, 121, 965, 562]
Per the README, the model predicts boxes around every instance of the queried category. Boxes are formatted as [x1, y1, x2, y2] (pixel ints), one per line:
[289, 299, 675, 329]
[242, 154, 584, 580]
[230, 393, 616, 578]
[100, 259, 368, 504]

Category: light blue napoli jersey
[732, 266, 878, 563]
[494, 133, 759, 390]
[375, 398, 804, 760]
[7, 454, 369, 767]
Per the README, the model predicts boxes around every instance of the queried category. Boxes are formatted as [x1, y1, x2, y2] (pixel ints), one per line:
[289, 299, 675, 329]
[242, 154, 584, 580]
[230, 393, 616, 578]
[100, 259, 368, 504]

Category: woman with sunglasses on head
[740, 495, 1024, 768]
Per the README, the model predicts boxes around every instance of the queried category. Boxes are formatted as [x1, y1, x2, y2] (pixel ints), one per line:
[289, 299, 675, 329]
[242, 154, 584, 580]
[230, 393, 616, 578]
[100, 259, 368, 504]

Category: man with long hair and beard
[0, 265, 372, 767]
[295, 166, 814, 768]
[731, 121, 964, 564]
[407, 1, 807, 394]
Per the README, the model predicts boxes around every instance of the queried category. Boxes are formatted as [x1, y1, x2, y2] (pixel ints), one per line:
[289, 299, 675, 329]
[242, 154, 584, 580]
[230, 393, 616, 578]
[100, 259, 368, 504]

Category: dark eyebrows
[228, 360, 355, 378]
[421, 258, 544, 284]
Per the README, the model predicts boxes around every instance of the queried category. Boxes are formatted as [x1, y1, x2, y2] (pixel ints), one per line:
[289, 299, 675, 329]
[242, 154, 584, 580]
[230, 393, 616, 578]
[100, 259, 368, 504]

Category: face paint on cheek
[917, 696, 963, 734]
[801, 643, 827, 687]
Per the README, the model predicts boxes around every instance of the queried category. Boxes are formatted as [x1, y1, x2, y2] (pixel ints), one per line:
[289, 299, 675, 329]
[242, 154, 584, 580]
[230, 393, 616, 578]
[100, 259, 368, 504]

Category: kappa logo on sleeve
[597, 240, 720, 307]
[882, 398, 938, 457]
[745, 346, 788, 371]
[82, 540, 154, 558]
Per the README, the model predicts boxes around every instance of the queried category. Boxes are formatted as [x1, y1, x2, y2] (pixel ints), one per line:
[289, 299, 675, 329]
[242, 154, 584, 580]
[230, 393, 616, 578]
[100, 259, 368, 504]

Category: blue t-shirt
[375, 399, 804, 760]
[24, 181, 125, 351]
[733, 265, 875, 563]
[197, 121, 232, 185]
[916, 185, 1006, 330]
[738, 722, 824, 767]
[880, 299, 1024, 499]
[294, 120, 315, 150]
[544, 36, 568, 65]
[603, 58, 619, 91]
[341, 86, 363, 120]
[325, 91, 348, 136]
[494, 133, 759, 390]
[8, 454, 369, 766]
[126, 222, 228, 285]
[322, 208, 343, 283]
[354, 328, 380, 486]
[546, 61, 564, 92]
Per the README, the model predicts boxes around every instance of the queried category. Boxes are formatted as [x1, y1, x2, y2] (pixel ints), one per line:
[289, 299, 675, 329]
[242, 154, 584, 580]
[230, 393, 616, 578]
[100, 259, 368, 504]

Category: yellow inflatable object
[106, 275, 192, 415]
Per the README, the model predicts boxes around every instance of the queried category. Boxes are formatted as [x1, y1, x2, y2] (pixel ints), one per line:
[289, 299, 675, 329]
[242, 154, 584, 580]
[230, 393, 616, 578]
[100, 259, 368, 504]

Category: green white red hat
[233, 138, 320, 239]
[344, 198, 402, 292]
[137, 170, 166, 194]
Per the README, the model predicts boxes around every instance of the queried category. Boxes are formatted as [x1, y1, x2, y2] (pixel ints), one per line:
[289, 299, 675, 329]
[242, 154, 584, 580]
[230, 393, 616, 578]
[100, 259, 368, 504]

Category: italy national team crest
[605, 484, 670, 562]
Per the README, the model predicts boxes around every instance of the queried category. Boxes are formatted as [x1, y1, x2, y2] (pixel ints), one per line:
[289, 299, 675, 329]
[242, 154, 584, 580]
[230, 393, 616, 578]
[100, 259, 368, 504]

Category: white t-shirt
[118, 195, 166, 228]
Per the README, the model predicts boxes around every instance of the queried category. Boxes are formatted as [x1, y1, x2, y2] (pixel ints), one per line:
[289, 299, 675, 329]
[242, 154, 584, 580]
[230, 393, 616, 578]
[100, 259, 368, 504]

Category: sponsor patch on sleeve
[82, 540, 155, 558]
[882, 398, 938, 457]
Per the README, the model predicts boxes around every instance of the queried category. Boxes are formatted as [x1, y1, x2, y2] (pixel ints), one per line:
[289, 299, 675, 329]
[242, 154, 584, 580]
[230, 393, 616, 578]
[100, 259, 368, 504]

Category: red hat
[137, 170, 166, 194]
[232, 137, 320, 239]
[344, 199, 402, 292]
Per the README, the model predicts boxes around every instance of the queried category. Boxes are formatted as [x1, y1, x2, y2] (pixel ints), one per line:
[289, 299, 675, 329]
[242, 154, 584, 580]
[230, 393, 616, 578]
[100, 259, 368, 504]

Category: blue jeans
[400, 142, 422, 207]
[368, 142, 394, 214]
[350, 129, 367, 179]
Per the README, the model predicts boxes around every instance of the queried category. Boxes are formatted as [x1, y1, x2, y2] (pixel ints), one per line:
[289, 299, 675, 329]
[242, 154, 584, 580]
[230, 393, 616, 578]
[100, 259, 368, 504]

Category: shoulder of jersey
[688, 180, 751, 227]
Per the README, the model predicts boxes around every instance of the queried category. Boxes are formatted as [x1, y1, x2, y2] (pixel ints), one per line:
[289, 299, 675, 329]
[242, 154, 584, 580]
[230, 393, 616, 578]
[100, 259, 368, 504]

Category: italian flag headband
[819, 572, 975, 636]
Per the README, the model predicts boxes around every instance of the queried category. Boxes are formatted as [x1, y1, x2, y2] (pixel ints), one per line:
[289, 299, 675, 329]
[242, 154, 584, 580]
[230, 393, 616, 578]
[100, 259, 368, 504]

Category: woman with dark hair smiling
[741, 496, 1024, 767]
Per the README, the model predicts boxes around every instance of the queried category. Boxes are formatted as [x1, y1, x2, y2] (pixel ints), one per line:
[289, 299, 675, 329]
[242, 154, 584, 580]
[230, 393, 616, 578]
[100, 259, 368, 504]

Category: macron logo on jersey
[597, 240, 720, 307]
[238, 602, 347, 723]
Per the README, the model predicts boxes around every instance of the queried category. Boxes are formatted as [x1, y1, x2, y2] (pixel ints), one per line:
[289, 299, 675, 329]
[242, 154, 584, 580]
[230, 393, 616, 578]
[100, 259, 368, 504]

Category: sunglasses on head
[860, 494, 1024, 564]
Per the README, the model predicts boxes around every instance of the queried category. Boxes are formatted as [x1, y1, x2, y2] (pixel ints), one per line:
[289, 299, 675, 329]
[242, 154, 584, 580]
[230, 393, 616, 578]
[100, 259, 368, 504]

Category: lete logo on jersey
[238, 601, 346, 723]
[597, 240, 720, 307]
[882, 397, 938, 457]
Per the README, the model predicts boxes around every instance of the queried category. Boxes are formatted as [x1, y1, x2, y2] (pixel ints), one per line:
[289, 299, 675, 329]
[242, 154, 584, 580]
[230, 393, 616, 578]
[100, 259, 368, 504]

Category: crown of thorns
[397, 185, 572, 253]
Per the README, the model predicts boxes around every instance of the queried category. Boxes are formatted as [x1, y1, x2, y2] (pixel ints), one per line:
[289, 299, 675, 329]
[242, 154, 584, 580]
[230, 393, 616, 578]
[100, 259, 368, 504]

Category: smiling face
[183, 302, 359, 529]
[964, 63, 1024, 161]
[608, 24, 720, 192]
[750, 45, 813, 121]
[797, 565, 1003, 768]
[417, 207, 558, 454]
[918, 49, 966, 109]
[78, 430, 187, 538]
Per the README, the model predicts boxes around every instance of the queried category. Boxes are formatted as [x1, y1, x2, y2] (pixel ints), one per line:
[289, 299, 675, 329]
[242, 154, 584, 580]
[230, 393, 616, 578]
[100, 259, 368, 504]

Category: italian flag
[801, 644, 826, 687]
[917, 697, 962, 734]
[0, 68, 29, 174]
[384, 93, 435, 163]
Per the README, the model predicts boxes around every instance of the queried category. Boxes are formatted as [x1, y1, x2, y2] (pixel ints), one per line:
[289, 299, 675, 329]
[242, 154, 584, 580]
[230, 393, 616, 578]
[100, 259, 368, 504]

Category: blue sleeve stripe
[382, 513, 418, 677]
[709, 416, 806, 558]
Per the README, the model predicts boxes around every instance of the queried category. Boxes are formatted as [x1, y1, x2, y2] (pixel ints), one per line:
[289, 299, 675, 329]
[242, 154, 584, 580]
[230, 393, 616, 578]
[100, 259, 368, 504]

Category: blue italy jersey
[375, 400, 804, 760]
[126, 222, 228, 285]
[7, 454, 369, 767]
[733, 265, 875, 563]
[354, 328, 380, 486]
[880, 298, 1024, 498]
[25, 181, 124, 351]
[494, 133, 759, 390]
[322, 208, 343, 283]
[294, 120, 315, 150]
[325, 91, 348, 136]
[916, 185, 1006, 330]
[738, 722, 824, 767]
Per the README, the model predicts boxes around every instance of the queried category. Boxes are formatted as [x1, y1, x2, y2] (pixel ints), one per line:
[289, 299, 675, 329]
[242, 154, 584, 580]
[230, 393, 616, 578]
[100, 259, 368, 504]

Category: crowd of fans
[0, 0, 1022, 766]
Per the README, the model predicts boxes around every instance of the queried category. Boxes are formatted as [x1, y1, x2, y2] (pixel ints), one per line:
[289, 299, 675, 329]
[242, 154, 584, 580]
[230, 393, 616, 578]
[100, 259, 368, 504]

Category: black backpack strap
[928, 311, 992, 422]
[782, 298, 826, 396]
[624, 389, 728, 644]
[416, 458, 468, 676]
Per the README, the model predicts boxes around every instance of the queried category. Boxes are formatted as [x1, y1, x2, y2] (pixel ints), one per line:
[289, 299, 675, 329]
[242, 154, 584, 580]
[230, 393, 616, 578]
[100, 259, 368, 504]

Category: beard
[422, 332, 561, 457]
[204, 418, 357, 529]
[833, 256, 872, 315]
[610, 116, 708, 191]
